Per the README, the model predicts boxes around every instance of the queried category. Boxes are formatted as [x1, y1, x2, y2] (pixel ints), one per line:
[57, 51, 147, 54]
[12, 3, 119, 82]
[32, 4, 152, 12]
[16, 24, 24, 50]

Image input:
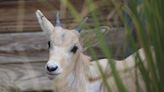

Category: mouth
[46, 72, 60, 80]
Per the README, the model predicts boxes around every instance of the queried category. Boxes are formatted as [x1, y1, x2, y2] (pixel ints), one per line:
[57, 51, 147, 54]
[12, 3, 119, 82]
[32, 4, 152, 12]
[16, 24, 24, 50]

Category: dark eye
[48, 41, 51, 48]
[70, 46, 78, 53]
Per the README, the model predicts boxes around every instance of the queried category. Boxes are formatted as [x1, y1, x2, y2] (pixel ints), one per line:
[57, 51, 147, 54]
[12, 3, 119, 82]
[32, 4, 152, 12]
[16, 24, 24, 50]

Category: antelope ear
[36, 10, 55, 33]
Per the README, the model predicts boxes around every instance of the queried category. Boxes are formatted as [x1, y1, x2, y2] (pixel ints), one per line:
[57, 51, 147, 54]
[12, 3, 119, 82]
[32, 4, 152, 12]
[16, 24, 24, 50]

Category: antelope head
[36, 10, 88, 79]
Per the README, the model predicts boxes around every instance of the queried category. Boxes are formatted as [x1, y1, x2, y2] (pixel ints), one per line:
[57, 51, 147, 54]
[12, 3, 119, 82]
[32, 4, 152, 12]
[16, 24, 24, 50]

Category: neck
[53, 51, 90, 92]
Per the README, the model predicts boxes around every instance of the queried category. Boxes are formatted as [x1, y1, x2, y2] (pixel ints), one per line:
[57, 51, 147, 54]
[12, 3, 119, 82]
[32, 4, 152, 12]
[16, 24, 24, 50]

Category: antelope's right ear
[35, 10, 55, 33]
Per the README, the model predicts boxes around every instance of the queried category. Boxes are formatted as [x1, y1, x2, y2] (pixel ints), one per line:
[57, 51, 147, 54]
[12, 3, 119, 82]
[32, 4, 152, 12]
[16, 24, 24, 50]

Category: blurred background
[0, 0, 163, 92]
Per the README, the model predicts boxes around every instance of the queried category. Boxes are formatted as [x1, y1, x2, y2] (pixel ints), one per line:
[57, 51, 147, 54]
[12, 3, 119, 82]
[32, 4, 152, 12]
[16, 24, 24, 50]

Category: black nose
[46, 65, 58, 72]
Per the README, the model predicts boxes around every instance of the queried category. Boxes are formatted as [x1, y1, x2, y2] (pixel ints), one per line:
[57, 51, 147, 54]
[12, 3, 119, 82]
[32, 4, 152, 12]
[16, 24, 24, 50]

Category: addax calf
[36, 10, 149, 92]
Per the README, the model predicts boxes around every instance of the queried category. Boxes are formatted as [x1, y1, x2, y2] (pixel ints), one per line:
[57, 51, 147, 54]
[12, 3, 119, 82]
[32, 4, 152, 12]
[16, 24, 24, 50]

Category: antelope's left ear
[36, 10, 55, 33]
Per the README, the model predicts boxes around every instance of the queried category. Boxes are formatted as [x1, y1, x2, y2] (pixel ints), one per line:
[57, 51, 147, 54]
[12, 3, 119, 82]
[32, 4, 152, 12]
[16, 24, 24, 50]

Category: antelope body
[36, 10, 147, 92]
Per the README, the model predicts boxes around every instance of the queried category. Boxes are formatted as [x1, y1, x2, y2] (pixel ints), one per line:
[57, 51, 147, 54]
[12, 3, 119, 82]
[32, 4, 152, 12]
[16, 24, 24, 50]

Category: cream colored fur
[36, 10, 148, 92]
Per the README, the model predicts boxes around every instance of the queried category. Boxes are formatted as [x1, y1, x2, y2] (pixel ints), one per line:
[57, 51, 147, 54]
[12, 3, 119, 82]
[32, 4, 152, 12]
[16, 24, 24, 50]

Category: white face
[47, 27, 80, 76]
[36, 10, 82, 79]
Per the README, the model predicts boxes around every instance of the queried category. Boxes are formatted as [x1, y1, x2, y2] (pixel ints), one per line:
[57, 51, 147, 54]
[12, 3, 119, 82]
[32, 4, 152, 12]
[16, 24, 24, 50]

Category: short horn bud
[75, 17, 88, 32]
